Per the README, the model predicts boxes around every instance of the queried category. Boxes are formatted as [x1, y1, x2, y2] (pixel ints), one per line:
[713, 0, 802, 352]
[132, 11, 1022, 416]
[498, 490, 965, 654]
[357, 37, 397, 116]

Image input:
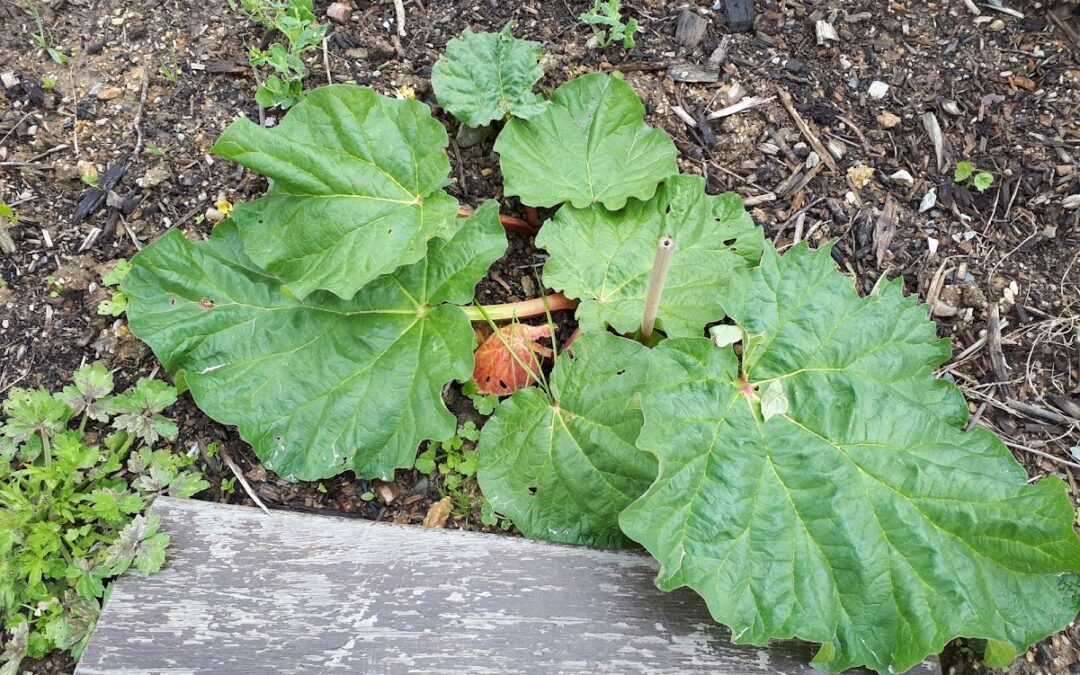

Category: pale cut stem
[460, 293, 577, 322]
[640, 234, 675, 341]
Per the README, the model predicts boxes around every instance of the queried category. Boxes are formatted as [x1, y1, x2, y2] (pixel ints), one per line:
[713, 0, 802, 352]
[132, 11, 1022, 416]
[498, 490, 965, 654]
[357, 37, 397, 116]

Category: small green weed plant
[0, 366, 207, 671]
[954, 161, 994, 192]
[230, 0, 326, 109]
[26, 1, 67, 64]
[581, 0, 639, 49]
[97, 260, 131, 317]
[116, 26, 1080, 675]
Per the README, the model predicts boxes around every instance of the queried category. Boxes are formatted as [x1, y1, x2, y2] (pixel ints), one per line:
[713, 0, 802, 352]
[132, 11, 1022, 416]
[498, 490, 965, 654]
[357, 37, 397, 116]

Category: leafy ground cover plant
[0, 366, 207, 671]
[432, 22, 549, 128]
[118, 28, 1080, 673]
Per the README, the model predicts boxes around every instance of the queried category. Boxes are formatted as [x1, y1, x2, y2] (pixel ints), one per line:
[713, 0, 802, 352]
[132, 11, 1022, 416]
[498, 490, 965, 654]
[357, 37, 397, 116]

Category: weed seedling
[45, 275, 64, 298]
[231, 0, 327, 109]
[461, 380, 498, 416]
[26, 1, 67, 64]
[97, 260, 131, 317]
[954, 161, 994, 192]
[580, 0, 639, 49]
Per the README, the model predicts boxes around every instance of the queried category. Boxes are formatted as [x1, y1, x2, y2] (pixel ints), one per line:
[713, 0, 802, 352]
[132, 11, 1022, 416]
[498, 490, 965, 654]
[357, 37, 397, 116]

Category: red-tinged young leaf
[472, 324, 553, 396]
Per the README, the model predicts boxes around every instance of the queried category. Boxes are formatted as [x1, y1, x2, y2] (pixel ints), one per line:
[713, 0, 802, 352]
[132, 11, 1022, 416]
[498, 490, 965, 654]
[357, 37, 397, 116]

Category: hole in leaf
[722, 238, 737, 247]
[615, 369, 625, 375]
[527, 486, 537, 495]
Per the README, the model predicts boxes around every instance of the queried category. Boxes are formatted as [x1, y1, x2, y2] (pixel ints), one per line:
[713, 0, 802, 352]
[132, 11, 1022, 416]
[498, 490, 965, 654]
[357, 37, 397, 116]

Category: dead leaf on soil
[472, 323, 553, 396]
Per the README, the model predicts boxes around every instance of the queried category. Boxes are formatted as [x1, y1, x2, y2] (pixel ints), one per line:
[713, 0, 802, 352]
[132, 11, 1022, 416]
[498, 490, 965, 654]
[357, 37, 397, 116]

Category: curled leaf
[472, 324, 553, 396]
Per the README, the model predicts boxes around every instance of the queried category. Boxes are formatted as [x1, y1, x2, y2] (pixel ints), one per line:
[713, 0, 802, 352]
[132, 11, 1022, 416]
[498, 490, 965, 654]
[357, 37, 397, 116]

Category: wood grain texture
[723, 0, 755, 32]
[78, 498, 941, 674]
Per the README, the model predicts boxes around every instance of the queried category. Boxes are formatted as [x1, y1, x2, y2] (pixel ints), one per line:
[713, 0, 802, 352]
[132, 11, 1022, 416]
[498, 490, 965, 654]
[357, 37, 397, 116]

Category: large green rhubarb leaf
[432, 22, 549, 127]
[494, 72, 678, 210]
[619, 243, 1080, 673]
[537, 175, 762, 338]
[121, 202, 507, 481]
[477, 332, 654, 549]
[211, 84, 458, 300]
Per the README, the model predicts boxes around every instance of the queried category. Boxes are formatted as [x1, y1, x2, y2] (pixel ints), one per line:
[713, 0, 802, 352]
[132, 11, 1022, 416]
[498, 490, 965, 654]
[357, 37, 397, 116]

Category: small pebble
[889, 169, 914, 187]
[919, 189, 937, 213]
[327, 2, 351, 23]
[96, 87, 122, 101]
[876, 111, 901, 128]
[988, 18, 1005, 31]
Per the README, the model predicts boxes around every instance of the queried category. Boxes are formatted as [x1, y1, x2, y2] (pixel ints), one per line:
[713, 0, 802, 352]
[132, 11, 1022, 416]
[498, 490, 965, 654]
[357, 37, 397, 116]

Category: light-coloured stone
[889, 169, 914, 187]
[877, 111, 902, 128]
[868, 81, 889, 99]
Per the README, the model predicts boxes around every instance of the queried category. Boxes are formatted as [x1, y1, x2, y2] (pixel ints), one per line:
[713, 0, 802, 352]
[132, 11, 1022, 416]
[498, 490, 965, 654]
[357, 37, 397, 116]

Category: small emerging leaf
[432, 22, 549, 127]
[758, 380, 788, 421]
[709, 324, 743, 348]
[59, 363, 114, 422]
[973, 171, 994, 192]
[983, 640, 1017, 669]
[954, 161, 974, 182]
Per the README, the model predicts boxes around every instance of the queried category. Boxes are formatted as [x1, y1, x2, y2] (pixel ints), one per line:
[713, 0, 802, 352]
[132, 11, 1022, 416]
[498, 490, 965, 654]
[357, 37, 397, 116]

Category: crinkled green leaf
[619, 243, 1080, 673]
[494, 72, 678, 210]
[167, 471, 210, 498]
[973, 171, 994, 192]
[432, 22, 549, 127]
[122, 202, 507, 480]
[59, 363, 114, 422]
[477, 333, 655, 548]
[537, 176, 762, 337]
[106, 379, 179, 446]
[0, 623, 28, 675]
[0, 388, 71, 445]
[211, 84, 459, 300]
[96, 514, 168, 578]
[43, 592, 98, 655]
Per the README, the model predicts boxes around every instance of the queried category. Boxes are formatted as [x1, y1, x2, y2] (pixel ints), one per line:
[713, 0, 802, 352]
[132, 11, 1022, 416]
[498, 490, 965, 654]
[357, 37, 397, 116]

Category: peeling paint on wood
[78, 498, 941, 674]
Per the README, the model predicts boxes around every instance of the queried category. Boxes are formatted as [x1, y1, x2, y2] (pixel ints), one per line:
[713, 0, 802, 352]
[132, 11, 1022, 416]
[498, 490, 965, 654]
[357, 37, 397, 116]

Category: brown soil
[2, 1, 1079, 673]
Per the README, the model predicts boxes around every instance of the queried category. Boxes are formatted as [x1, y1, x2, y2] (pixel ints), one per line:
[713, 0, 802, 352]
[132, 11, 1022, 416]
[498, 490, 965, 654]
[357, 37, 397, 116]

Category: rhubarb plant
[118, 33, 1080, 674]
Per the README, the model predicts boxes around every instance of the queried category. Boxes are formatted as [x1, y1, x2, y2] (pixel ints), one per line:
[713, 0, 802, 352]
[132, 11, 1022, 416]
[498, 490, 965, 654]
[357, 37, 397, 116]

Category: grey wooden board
[78, 497, 941, 675]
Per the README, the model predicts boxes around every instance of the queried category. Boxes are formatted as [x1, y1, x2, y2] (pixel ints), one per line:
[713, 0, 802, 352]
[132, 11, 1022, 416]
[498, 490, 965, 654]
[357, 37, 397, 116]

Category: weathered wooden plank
[78, 498, 941, 674]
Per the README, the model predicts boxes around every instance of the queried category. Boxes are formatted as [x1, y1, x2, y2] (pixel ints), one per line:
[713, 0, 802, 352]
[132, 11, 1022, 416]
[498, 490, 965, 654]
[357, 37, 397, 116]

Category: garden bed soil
[2, 1, 1079, 673]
